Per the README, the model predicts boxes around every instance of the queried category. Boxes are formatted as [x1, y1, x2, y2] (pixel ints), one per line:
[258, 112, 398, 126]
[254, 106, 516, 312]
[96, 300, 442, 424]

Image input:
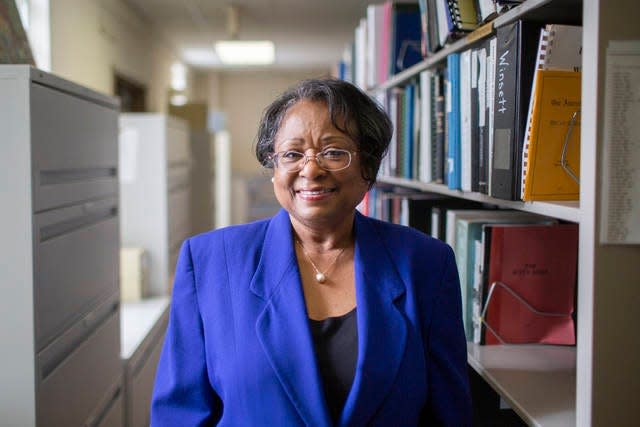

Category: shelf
[376, 176, 580, 223]
[120, 296, 170, 360]
[368, 0, 581, 92]
[467, 343, 576, 427]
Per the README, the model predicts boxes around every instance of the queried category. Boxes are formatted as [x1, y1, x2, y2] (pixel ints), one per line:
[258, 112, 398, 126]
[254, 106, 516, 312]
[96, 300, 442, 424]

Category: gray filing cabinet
[119, 114, 191, 296]
[0, 65, 122, 427]
[120, 297, 170, 427]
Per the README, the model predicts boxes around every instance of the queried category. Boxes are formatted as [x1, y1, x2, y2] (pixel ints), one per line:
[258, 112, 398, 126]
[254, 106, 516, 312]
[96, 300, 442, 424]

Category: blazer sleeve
[421, 245, 473, 426]
[151, 239, 222, 426]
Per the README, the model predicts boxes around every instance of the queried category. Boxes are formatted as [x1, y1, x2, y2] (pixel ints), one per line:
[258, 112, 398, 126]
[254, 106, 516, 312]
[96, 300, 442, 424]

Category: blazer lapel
[251, 209, 332, 427]
[340, 212, 408, 427]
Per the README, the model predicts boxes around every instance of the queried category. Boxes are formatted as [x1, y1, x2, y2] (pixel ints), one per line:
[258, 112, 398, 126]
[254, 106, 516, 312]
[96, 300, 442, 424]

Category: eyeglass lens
[275, 149, 351, 172]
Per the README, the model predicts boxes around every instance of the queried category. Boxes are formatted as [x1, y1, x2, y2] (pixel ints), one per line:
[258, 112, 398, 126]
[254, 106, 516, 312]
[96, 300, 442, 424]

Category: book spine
[477, 44, 488, 193]
[470, 48, 480, 192]
[419, 70, 433, 182]
[460, 49, 473, 191]
[521, 28, 549, 199]
[447, 53, 461, 190]
[486, 36, 497, 194]
[490, 21, 539, 200]
[434, 69, 446, 183]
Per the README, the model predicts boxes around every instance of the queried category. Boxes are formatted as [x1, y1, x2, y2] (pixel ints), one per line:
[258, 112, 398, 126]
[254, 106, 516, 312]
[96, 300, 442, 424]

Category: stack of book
[363, 14, 582, 202]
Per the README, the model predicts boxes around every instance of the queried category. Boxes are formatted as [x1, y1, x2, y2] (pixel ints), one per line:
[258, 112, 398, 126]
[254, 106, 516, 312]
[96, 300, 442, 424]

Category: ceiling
[126, 0, 373, 71]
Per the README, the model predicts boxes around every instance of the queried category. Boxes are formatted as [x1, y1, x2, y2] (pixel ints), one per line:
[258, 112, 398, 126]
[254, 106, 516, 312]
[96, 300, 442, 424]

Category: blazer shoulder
[187, 217, 271, 260]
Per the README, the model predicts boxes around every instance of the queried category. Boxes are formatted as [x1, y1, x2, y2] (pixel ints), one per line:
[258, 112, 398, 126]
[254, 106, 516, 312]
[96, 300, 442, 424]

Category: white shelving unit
[365, 0, 640, 425]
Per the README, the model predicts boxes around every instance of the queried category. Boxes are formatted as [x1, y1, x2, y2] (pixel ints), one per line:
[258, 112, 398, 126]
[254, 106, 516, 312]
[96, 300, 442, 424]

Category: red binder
[483, 224, 578, 345]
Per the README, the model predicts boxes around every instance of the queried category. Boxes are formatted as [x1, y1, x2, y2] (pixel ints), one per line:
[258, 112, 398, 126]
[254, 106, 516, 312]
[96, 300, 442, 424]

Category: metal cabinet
[119, 114, 192, 296]
[0, 65, 122, 427]
[120, 297, 170, 427]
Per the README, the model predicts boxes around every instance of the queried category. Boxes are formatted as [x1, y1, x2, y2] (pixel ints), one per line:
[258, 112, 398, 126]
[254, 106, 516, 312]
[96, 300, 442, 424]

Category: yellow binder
[522, 69, 582, 201]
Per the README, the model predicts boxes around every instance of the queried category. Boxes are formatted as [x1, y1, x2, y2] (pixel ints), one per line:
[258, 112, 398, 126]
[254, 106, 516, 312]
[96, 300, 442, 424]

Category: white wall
[49, 0, 187, 112]
[218, 70, 329, 175]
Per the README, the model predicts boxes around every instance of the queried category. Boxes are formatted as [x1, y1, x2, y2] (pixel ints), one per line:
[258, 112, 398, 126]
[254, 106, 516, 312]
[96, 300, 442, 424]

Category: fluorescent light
[170, 62, 187, 91]
[214, 41, 275, 65]
[170, 93, 188, 106]
[182, 48, 220, 67]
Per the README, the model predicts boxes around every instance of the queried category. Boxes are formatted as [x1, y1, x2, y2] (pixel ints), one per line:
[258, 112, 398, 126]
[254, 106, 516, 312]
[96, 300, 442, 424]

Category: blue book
[391, 3, 423, 75]
[447, 53, 461, 189]
[403, 83, 415, 179]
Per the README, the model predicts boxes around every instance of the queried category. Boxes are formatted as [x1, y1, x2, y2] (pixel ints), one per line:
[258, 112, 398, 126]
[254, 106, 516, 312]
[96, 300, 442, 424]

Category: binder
[520, 24, 582, 199]
[489, 20, 542, 200]
[479, 223, 578, 345]
[521, 70, 581, 201]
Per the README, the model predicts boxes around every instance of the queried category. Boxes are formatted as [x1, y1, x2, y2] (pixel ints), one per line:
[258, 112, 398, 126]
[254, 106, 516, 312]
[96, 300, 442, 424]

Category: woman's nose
[299, 153, 325, 178]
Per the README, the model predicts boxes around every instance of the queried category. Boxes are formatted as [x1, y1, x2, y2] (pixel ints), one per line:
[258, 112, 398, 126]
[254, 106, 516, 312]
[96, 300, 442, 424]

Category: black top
[308, 308, 358, 424]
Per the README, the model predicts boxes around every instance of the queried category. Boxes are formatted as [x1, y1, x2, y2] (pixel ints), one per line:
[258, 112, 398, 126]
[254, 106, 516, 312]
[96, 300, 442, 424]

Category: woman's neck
[289, 212, 356, 253]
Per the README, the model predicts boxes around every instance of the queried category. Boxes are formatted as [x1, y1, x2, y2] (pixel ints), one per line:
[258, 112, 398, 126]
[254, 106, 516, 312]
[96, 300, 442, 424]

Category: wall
[49, 0, 185, 112]
[218, 69, 329, 175]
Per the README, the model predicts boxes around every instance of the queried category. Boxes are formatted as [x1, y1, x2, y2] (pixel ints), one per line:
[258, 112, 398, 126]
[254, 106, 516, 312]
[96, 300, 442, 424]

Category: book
[476, 0, 497, 24]
[476, 41, 489, 193]
[484, 36, 497, 194]
[490, 20, 542, 200]
[419, 70, 433, 182]
[433, 67, 447, 183]
[522, 70, 581, 201]
[367, 4, 386, 88]
[448, 0, 479, 32]
[446, 52, 461, 189]
[482, 223, 578, 345]
[429, 200, 488, 240]
[391, 2, 423, 75]
[403, 83, 416, 179]
[469, 48, 480, 192]
[453, 210, 548, 341]
[520, 24, 582, 199]
[460, 48, 473, 191]
[424, 0, 443, 54]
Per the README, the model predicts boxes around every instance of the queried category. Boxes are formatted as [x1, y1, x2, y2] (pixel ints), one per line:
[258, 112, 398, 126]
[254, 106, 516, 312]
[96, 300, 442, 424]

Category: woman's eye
[323, 149, 347, 159]
[282, 151, 304, 160]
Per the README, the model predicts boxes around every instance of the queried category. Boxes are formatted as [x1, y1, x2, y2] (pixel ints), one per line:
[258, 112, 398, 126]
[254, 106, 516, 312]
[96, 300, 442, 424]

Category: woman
[151, 79, 472, 426]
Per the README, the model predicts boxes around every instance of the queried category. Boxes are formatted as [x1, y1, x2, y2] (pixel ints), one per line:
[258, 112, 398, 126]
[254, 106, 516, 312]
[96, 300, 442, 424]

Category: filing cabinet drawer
[129, 334, 164, 427]
[34, 198, 119, 350]
[168, 188, 190, 250]
[166, 119, 189, 166]
[167, 164, 190, 192]
[94, 385, 124, 427]
[37, 310, 121, 427]
[30, 83, 118, 212]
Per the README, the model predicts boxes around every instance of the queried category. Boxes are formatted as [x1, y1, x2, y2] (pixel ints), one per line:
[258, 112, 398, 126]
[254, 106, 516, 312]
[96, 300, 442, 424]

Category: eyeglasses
[269, 148, 356, 173]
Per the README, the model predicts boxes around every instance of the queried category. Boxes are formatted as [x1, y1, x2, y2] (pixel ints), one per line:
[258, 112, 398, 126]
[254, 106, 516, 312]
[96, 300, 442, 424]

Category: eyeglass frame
[268, 148, 358, 173]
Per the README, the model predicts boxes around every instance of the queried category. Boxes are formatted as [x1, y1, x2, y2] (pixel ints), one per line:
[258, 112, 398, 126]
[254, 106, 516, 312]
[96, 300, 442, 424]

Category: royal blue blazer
[151, 208, 472, 426]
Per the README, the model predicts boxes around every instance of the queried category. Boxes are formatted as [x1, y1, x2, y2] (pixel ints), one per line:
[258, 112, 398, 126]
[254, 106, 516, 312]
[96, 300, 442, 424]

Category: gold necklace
[296, 239, 347, 284]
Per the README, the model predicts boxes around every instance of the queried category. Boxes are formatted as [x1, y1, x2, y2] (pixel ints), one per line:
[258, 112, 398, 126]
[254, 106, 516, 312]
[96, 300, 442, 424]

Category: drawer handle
[40, 167, 117, 185]
[40, 207, 117, 242]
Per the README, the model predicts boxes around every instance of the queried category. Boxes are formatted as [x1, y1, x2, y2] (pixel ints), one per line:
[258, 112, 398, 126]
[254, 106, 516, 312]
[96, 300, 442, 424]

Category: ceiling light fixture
[214, 6, 275, 66]
[214, 40, 275, 65]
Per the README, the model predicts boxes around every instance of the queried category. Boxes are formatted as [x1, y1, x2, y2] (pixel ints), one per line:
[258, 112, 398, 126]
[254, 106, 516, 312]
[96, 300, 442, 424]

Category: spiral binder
[446, 0, 479, 34]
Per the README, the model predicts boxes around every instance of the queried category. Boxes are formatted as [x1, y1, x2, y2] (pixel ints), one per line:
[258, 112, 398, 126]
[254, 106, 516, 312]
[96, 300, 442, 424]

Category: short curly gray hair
[254, 78, 392, 187]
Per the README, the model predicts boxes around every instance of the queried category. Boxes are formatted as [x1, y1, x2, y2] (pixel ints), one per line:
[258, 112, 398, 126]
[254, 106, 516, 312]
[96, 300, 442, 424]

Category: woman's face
[272, 100, 369, 230]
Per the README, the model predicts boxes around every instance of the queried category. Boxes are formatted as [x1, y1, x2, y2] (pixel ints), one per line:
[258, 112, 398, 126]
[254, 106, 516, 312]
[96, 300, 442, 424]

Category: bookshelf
[354, 0, 640, 425]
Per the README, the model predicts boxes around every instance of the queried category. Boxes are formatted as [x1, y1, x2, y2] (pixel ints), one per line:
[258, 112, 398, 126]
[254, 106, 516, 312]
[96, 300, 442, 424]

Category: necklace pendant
[315, 272, 327, 283]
